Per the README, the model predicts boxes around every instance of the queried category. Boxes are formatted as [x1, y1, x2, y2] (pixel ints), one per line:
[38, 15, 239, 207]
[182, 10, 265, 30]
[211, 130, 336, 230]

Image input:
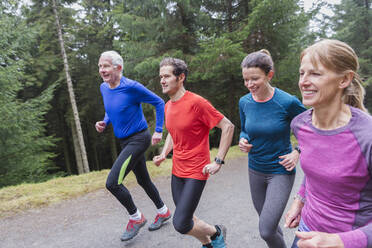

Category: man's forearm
[161, 133, 173, 157]
[215, 117, 235, 160]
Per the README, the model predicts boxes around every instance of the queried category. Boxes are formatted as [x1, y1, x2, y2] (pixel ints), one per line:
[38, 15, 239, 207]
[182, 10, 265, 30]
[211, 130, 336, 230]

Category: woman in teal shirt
[239, 49, 306, 247]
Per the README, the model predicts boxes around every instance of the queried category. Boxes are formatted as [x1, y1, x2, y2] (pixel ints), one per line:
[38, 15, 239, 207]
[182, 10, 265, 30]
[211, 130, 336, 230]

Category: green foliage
[235, 0, 312, 98]
[330, 0, 371, 110]
[240, 0, 304, 51]
[366, 84, 372, 112]
[0, 4, 60, 187]
[331, 0, 371, 75]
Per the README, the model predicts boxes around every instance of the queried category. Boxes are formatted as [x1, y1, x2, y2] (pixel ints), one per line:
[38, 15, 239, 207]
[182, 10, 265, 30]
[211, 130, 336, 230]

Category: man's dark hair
[160, 57, 188, 83]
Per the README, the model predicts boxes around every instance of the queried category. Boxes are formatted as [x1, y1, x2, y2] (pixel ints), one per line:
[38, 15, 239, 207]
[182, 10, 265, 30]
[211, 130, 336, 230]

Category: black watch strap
[294, 146, 301, 154]
[214, 157, 225, 165]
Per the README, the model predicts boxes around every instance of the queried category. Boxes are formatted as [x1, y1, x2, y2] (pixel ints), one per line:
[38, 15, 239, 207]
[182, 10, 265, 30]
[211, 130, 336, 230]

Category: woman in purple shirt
[285, 39, 372, 248]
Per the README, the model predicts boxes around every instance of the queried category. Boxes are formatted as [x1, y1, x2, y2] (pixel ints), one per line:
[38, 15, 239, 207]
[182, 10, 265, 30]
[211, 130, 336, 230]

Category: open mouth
[101, 74, 109, 79]
[249, 87, 258, 92]
[302, 90, 317, 97]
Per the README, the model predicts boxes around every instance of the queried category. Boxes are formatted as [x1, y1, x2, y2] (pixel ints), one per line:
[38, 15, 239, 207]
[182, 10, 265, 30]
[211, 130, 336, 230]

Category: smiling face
[159, 65, 183, 96]
[98, 56, 121, 85]
[242, 67, 272, 96]
[299, 53, 346, 108]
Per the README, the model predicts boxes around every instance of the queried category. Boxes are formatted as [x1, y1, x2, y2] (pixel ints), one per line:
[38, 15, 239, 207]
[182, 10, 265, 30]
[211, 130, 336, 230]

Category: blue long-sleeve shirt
[100, 76, 164, 139]
[239, 87, 306, 174]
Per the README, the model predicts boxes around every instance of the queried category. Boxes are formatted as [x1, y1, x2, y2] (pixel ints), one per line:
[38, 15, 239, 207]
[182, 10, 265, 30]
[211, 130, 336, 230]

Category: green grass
[0, 145, 243, 218]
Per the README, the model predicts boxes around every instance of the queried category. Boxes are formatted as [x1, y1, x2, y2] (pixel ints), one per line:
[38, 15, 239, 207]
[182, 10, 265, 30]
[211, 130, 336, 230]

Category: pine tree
[331, 0, 371, 111]
[0, 1, 60, 187]
[51, 0, 90, 174]
[331, 0, 371, 83]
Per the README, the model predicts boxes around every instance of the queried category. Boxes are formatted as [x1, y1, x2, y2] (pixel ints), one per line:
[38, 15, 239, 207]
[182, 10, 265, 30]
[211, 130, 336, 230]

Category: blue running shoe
[120, 214, 147, 241]
[211, 225, 227, 248]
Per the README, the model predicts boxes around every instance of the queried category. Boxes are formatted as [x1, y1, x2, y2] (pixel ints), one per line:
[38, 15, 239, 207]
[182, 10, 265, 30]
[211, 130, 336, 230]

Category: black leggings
[106, 129, 164, 215]
[171, 175, 206, 234]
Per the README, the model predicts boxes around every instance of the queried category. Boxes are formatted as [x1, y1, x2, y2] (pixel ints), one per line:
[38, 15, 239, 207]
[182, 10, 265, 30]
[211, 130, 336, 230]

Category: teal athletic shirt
[239, 88, 306, 175]
[100, 76, 164, 139]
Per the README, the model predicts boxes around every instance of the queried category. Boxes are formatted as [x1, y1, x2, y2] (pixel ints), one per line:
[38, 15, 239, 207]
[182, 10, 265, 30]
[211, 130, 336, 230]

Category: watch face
[215, 158, 224, 164]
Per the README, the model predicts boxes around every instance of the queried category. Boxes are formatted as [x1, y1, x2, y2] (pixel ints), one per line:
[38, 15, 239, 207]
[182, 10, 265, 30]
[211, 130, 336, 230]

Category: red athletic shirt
[165, 91, 224, 180]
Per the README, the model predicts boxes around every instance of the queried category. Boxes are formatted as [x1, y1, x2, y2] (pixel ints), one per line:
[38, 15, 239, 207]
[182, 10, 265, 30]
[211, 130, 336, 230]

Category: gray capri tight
[249, 168, 295, 248]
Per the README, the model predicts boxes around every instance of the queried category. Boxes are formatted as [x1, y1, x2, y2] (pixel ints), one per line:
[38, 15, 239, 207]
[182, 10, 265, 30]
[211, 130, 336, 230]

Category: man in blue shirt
[95, 51, 171, 241]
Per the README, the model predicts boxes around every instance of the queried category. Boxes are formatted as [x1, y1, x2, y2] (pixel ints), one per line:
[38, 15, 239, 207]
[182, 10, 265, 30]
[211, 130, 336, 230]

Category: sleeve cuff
[239, 132, 249, 140]
[338, 229, 367, 248]
[298, 185, 306, 198]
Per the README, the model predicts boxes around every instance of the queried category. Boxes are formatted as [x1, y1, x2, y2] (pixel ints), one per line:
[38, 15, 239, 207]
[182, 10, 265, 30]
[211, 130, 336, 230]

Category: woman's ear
[339, 71, 354, 89]
[267, 70, 274, 81]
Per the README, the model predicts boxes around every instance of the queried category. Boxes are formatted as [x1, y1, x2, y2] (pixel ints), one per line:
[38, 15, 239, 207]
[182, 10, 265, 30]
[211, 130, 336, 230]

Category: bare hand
[239, 138, 253, 153]
[95, 121, 106, 133]
[151, 132, 163, 145]
[295, 231, 344, 248]
[284, 199, 304, 228]
[153, 154, 166, 166]
[202, 162, 222, 175]
[279, 149, 300, 171]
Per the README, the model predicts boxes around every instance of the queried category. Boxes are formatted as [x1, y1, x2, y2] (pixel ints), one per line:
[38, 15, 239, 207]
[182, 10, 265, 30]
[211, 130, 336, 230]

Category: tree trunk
[71, 119, 84, 174]
[59, 111, 72, 174]
[51, 0, 89, 173]
[364, 0, 370, 41]
[62, 135, 73, 174]
[227, 0, 233, 33]
[243, 0, 250, 17]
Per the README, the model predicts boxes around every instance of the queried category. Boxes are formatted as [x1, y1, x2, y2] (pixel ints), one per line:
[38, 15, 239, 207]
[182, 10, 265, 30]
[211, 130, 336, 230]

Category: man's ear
[339, 71, 353, 89]
[115, 64, 122, 71]
[178, 73, 186, 84]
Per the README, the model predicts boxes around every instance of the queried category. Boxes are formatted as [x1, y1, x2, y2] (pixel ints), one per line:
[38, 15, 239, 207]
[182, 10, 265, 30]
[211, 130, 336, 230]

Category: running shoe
[120, 214, 147, 241]
[211, 225, 227, 248]
[148, 209, 172, 231]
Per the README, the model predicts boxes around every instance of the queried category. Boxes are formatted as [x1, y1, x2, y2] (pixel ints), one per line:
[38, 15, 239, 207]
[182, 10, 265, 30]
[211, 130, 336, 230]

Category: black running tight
[171, 175, 206, 234]
[106, 129, 164, 215]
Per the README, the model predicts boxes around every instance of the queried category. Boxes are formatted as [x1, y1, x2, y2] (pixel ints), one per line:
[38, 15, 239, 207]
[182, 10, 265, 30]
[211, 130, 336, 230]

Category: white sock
[129, 209, 142, 221]
[157, 204, 168, 215]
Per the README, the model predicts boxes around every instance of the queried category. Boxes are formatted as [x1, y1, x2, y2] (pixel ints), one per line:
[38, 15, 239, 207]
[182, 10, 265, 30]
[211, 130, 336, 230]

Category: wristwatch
[214, 157, 225, 165]
[294, 146, 301, 154]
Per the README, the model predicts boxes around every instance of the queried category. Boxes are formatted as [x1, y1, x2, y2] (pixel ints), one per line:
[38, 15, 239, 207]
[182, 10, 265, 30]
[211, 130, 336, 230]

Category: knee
[105, 178, 118, 192]
[172, 215, 192, 234]
[259, 226, 276, 242]
[137, 178, 150, 188]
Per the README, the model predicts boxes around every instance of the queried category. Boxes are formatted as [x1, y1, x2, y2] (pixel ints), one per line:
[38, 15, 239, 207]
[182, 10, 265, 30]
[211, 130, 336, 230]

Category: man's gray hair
[100, 51, 123, 71]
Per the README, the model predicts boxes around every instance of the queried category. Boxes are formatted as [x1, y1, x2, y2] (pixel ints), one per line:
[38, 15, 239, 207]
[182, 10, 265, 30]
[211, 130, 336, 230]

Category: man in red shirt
[153, 58, 234, 248]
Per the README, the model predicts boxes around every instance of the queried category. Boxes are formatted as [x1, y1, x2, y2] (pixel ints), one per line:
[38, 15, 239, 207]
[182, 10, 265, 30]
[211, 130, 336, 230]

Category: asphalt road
[0, 156, 303, 248]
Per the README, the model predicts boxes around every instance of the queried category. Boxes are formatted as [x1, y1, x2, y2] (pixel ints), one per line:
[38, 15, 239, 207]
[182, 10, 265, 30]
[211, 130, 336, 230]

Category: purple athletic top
[291, 106, 372, 248]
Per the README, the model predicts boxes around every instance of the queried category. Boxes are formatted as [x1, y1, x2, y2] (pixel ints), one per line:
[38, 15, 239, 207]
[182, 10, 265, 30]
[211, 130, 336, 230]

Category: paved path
[0, 156, 303, 248]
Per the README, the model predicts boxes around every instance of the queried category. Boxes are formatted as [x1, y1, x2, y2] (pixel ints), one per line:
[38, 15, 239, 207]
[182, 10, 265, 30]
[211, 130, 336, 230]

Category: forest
[0, 0, 370, 187]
